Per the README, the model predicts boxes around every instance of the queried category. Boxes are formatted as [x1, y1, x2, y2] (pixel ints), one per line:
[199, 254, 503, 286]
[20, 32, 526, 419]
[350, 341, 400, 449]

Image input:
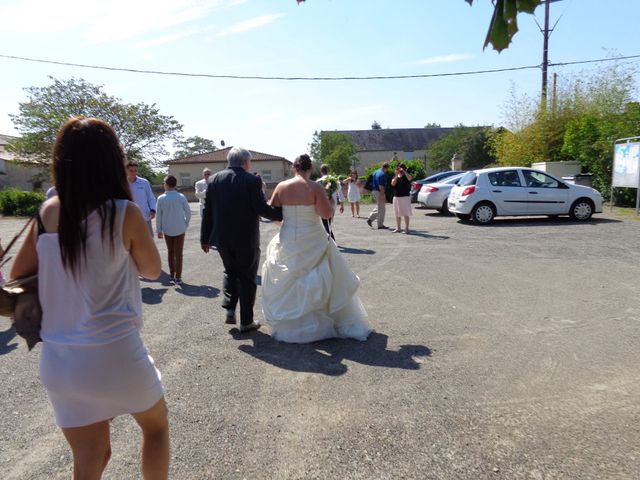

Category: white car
[416, 173, 465, 213]
[448, 167, 604, 224]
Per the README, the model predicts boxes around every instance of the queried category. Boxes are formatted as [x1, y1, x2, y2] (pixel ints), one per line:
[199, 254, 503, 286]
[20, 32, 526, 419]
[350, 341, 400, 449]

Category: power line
[0, 52, 639, 82]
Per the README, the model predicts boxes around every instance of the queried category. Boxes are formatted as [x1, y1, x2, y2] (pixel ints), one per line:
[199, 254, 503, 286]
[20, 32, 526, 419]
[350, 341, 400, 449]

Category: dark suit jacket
[200, 167, 283, 249]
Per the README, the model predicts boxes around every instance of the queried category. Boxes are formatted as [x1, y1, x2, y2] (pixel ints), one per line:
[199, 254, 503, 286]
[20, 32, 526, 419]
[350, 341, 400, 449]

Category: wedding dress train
[261, 205, 372, 343]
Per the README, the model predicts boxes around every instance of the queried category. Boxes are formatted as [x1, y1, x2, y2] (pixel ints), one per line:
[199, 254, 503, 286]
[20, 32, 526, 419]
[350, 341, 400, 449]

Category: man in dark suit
[201, 147, 283, 332]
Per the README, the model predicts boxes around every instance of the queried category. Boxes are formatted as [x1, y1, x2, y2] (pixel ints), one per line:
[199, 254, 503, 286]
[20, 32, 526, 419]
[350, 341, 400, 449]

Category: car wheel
[471, 202, 496, 225]
[439, 199, 450, 214]
[569, 198, 593, 221]
[455, 213, 470, 221]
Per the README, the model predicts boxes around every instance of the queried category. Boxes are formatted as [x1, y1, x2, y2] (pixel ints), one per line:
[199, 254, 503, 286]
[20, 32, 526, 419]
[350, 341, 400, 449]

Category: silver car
[448, 167, 604, 224]
[416, 173, 465, 214]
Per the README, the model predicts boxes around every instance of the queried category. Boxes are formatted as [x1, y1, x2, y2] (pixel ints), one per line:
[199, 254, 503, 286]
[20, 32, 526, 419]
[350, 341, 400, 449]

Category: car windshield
[458, 172, 477, 186]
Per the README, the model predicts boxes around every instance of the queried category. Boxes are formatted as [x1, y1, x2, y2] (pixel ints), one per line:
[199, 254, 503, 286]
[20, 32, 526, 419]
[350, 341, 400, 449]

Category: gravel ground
[1, 204, 639, 479]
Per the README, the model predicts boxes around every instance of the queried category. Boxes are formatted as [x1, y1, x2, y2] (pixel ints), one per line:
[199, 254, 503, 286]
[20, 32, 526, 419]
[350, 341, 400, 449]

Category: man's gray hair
[202, 168, 212, 174]
[227, 147, 252, 167]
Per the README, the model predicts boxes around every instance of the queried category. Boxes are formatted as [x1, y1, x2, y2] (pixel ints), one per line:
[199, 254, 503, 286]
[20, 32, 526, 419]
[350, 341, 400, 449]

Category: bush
[0, 188, 45, 216]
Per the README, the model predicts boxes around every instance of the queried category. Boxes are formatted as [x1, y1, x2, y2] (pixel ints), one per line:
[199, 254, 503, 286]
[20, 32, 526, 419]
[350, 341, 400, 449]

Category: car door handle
[529, 191, 538, 194]
[492, 190, 502, 193]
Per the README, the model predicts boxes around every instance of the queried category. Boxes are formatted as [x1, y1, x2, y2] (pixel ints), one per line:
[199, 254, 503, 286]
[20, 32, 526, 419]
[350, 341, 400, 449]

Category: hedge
[0, 188, 45, 216]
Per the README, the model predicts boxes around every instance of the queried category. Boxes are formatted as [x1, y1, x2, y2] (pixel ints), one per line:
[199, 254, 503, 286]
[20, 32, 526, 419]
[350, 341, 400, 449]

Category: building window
[404, 151, 414, 160]
[180, 173, 191, 187]
[261, 169, 272, 182]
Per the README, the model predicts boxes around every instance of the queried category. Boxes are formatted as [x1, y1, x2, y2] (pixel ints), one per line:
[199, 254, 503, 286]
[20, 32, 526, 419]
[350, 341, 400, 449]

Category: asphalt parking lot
[1, 203, 639, 479]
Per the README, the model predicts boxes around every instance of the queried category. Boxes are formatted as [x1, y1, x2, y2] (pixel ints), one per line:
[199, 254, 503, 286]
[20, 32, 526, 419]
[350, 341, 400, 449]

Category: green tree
[424, 122, 442, 128]
[8, 77, 183, 169]
[491, 62, 638, 170]
[173, 136, 217, 159]
[562, 103, 640, 200]
[371, 121, 382, 129]
[308, 131, 358, 175]
[427, 125, 495, 171]
[308, 130, 322, 167]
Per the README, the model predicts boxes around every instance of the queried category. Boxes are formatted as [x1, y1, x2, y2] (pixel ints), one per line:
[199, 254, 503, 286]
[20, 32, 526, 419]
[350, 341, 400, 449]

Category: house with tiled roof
[325, 127, 453, 171]
[167, 147, 292, 189]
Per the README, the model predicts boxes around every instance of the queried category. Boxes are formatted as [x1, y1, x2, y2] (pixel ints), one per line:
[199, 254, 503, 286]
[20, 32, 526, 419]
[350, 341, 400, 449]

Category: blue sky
[0, 0, 638, 163]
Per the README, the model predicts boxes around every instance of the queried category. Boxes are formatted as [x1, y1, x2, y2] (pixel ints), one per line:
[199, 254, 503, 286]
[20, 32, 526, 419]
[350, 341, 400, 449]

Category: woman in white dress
[261, 154, 372, 343]
[344, 169, 361, 217]
[10, 117, 169, 479]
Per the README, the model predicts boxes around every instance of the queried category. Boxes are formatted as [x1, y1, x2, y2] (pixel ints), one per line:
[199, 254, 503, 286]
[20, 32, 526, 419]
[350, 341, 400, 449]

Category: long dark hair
[53, 117, 132, 272]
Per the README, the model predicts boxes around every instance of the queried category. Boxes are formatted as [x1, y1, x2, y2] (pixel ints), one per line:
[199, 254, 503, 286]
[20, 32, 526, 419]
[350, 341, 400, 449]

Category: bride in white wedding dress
[261, 154, 372, 344]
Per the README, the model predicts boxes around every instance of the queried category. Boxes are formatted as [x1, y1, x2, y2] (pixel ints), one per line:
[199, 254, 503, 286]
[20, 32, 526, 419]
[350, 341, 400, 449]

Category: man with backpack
[366, 162, 389, 229]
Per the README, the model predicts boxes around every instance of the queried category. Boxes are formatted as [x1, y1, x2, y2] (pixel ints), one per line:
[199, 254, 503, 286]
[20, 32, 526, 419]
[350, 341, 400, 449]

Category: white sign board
[612, 142, 640, 188]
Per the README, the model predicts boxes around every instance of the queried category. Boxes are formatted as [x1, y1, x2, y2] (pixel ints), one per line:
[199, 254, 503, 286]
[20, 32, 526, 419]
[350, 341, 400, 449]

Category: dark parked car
[410, 170, 465, 203]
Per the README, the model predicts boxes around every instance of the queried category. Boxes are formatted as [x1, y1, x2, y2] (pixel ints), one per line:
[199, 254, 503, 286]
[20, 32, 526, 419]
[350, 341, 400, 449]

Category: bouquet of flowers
[318, 175, 340, 199]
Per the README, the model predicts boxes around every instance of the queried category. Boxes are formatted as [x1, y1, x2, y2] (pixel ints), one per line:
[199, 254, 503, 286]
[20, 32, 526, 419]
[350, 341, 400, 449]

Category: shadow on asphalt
[231, 330, 431, 376]
[338, 246, 376, 255]
[0, 325, 18, 355]
[456, 216, 623, 228]
[404, 231, 449, 240]
[175, 283, 219, 298]
[141, 287, 169, 305]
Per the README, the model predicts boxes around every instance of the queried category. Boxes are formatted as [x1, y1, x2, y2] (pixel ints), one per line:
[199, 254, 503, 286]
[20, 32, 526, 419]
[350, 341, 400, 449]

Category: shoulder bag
[0, 215, 42, 350]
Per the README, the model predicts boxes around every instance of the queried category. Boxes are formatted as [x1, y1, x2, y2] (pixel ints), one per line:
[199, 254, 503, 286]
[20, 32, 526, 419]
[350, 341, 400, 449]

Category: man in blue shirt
[367, 162, 389, 229]
[126, 161, 157, 236]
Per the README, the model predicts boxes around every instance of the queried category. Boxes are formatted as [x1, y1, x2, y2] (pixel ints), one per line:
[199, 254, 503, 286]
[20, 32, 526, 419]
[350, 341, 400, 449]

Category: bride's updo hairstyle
[293, 154, 312, 173]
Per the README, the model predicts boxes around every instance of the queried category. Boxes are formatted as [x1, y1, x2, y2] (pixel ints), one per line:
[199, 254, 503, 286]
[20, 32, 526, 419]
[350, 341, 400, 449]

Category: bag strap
[0, 215, 37, 262]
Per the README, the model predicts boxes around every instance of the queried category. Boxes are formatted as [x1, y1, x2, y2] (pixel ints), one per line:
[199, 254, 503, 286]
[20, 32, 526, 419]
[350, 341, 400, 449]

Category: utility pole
[541, 0, 551, 105]
[539, 0, 563, 107]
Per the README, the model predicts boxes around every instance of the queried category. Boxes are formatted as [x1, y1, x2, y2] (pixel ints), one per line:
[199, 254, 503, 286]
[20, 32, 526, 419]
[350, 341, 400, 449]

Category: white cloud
[217, 13, 285, 37]
[0, 0, 246, 43]
[416, 54, 473, 65]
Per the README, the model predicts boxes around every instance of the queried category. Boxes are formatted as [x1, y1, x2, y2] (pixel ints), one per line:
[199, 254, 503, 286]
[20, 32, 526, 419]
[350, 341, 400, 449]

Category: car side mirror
[559, 182, 569, 189]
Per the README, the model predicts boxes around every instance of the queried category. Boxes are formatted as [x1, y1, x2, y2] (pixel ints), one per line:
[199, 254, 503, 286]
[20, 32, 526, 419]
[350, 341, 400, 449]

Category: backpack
[364, 174, 373, 192]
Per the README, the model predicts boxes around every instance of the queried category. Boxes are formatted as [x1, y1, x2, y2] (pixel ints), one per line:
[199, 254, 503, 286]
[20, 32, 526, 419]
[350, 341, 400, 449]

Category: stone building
[167, 147, 292, 190]
[324, 127, 453, 172]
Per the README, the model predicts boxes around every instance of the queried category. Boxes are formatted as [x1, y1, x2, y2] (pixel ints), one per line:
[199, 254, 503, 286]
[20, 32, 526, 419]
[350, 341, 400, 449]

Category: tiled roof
[168, 146, 288, 164]
[327, 128, 454, 152]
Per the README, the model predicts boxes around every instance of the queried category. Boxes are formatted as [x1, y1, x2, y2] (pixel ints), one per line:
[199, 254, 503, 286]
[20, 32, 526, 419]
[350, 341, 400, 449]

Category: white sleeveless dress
[261, 205, 372, 343]
[37, 199, 164, 428]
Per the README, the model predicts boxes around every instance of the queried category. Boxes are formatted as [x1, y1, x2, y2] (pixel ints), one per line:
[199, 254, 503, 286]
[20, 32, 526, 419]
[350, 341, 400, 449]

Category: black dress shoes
[239, 322, 261, 333]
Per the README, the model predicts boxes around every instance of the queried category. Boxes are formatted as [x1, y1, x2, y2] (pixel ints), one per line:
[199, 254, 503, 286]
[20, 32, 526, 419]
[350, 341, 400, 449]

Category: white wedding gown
[261, 205, 372, 343]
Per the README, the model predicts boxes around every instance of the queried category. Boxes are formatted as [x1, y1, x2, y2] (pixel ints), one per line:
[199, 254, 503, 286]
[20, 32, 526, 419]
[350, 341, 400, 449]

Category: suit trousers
[368, 190, 386, 227]
[217, 246, 260, 325]
[321, 217, 336, 241]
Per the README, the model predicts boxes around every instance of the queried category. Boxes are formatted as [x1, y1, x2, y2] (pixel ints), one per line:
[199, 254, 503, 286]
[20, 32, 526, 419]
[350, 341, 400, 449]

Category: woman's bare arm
[269, 183, 282, 207]
[123, 203, 161, 280]
[314, 183, 334, 219]
[9, 223, 38, 280]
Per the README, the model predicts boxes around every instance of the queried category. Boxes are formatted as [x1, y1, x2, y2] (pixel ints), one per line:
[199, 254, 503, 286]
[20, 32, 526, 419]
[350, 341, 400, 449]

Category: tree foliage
[427, 125, 496, 171]
[465, 0, 541, 51]
[371, 120, 382, 130]
[491, 63, 639, 199]
[173, 136, 217, 159]
[297, 0, 542, 52]
[8, 77, 183, 169]
[308, 131, 358, 175]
